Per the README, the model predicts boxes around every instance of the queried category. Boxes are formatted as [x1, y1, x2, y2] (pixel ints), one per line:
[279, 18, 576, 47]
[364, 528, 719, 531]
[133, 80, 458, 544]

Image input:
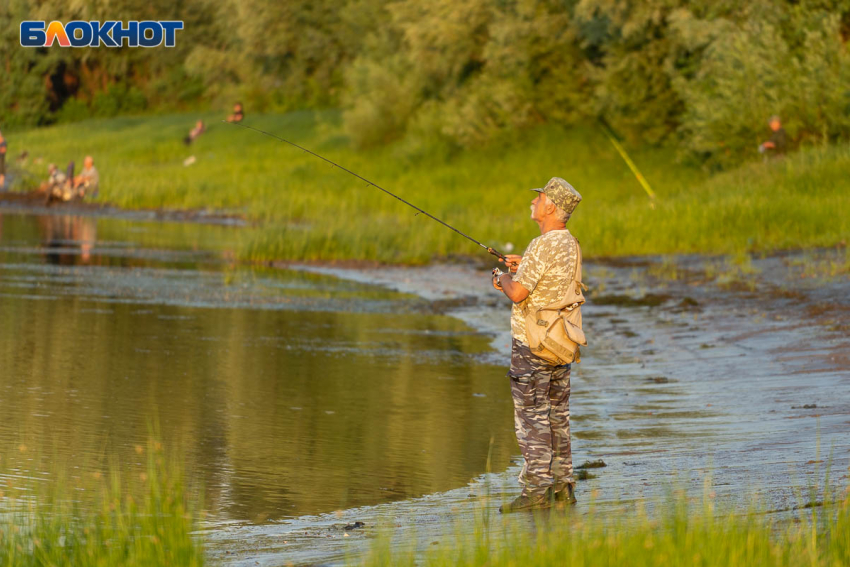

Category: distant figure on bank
[43, 162, 74, 203]
[184, 120, 206, 145]
[225, 102, 244, 123]
[759, 115, 786, 157]
[0, 127, 7, 190]
[43, 163, 67, 191]
[73, 156, 99, 198]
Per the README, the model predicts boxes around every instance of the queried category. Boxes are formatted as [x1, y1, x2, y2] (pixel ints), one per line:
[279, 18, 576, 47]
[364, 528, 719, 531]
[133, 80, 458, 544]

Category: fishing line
[224, 121, 506, 261]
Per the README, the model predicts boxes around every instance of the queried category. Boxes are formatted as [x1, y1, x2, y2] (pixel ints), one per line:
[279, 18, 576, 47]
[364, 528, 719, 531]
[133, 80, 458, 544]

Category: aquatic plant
[0, 440, 204, 566]
[358, 479, 850, 567]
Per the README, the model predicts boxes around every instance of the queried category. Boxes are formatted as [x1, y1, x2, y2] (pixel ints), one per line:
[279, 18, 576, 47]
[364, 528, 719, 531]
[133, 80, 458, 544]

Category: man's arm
[493, 272, 530, 303]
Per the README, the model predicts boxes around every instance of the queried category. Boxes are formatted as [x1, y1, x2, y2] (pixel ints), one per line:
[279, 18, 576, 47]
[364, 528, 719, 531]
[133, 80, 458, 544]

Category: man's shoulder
[538, 229, 575, 249]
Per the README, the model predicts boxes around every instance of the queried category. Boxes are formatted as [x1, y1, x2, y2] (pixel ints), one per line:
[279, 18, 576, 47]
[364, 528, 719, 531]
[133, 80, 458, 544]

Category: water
[3, 208, 848, 565]
[0, 210, 515, 525]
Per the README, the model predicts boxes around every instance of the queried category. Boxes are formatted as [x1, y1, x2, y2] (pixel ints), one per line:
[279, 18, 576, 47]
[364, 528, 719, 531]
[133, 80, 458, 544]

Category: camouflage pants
[508, 338, 573, 497]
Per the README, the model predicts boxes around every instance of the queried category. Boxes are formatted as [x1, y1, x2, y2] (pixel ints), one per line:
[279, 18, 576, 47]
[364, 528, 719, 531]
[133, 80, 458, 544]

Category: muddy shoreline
[206, 248, 850, 566]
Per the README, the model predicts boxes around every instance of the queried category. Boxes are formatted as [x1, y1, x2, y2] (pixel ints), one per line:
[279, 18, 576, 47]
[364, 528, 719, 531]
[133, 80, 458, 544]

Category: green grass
[359, 485, 850, 567]
[1, 433, 847, 566]
[7, 111, 849, 264]
[0, 439, 204, 566]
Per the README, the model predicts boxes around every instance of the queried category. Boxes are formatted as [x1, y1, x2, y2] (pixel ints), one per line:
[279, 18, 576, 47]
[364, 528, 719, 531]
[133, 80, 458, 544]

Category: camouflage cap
[531, 177, 582, 215]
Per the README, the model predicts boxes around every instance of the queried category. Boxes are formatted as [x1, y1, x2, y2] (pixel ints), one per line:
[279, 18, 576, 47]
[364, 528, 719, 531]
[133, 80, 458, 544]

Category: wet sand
[207, 248, 850, 566]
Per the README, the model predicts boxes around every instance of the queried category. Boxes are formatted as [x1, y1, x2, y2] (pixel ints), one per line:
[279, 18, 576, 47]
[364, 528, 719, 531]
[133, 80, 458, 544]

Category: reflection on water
[0, 211, 515, 525]
[38, 214, 97, 264]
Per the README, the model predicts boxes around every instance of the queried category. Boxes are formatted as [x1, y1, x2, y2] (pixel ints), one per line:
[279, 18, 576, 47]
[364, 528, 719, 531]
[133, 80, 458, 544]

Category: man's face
[770, 119, 781, 131]
[84, 157, 93, 169]
[530, 192, 549, 221]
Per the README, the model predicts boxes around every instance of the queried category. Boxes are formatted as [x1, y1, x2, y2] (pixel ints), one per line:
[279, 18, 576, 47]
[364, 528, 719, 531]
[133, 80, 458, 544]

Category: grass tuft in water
[357, 481, 850, 567]
[0, 439, 204, 566]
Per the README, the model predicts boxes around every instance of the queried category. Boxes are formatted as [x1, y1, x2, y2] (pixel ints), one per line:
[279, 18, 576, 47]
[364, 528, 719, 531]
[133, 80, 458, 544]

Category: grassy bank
[0, 440, 204, 566]
[361, 486, 850, 567]
[1, 435, 846, 565]
[9, 111, 849, 263]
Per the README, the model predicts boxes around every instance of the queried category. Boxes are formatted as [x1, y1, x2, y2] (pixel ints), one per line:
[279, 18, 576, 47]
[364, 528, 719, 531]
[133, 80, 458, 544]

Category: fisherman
[73, 156, 99, 198]
[759, 115, 787, 157]
[492, 177, 583, 513]
[184, 119, 206, 145]
[226, 102, 244, 123]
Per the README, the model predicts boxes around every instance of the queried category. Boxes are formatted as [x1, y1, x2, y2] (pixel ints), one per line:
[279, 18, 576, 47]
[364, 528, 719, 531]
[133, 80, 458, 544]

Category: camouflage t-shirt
[510, 229, 579, 345]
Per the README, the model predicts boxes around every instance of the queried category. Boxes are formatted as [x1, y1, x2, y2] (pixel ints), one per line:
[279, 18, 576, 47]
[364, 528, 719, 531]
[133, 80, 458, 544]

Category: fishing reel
[492, 267, 504, 289]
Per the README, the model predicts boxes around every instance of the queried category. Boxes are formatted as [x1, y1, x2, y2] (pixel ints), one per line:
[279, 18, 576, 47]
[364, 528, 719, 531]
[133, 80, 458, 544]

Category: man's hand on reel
[499, 255, 522, 273]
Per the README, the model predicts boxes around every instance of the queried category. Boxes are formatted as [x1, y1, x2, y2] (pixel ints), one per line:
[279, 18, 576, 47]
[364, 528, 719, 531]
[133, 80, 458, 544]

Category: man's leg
[508, 340, 555, 498]
[549, 364, 573, 493]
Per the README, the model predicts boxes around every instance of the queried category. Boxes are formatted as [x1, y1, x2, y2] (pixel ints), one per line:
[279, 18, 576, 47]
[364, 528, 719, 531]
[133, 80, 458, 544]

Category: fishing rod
[598, 118, 657, 204]
[224, 121, 507, 262]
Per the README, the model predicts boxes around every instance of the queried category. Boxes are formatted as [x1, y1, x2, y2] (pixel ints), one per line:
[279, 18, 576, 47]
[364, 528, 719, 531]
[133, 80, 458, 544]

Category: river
[0, 209, 515, 526]
[1, 208, 848, 567]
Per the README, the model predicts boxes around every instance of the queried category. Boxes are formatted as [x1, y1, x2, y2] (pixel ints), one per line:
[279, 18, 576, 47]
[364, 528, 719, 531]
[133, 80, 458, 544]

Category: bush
[91, 84, 148, 118]
[343, 55, 421, 148]
[674, 6, 850, 166]
[56, 97, 91, 124]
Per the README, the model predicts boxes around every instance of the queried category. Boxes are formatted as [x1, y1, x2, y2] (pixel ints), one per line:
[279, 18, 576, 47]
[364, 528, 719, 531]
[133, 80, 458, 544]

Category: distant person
[759, 115, 787, 157]
[226, 102, 244, 123]
[0, 127, 6, 190]
[73, 156, 99, 198]
[44, 162, 74, 204]
[41, 163, 67, 192]
[184, 120, 206, 145]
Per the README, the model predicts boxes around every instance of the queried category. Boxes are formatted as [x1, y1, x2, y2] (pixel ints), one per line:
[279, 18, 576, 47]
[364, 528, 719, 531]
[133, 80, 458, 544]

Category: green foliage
[343, 53, 421, 147]
[90, 84, 148, 117]
[2, 0, 849, 161]
[673, 2, 850, 165]
[359, 487, 850, 567]
[673, 13, 789, 165]
[56, 97, 91, 123]
[0, 439, 204, 566]
[0, 0, 56, 126]
[575, 0, 689, 145]
[344, 0, 589, 149]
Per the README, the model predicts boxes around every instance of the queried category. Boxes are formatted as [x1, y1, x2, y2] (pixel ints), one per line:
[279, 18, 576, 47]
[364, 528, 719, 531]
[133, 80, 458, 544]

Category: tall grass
[360, 483, 850, 567]
[0, 440, 204, 566]
[8, 111, 849, 263]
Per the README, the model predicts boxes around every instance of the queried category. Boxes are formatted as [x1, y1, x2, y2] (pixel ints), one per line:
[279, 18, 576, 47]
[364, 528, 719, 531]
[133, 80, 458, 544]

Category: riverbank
[7, 111, 849, 264]
[0, 189, 247, 226]
[206, 246, 850, 565]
